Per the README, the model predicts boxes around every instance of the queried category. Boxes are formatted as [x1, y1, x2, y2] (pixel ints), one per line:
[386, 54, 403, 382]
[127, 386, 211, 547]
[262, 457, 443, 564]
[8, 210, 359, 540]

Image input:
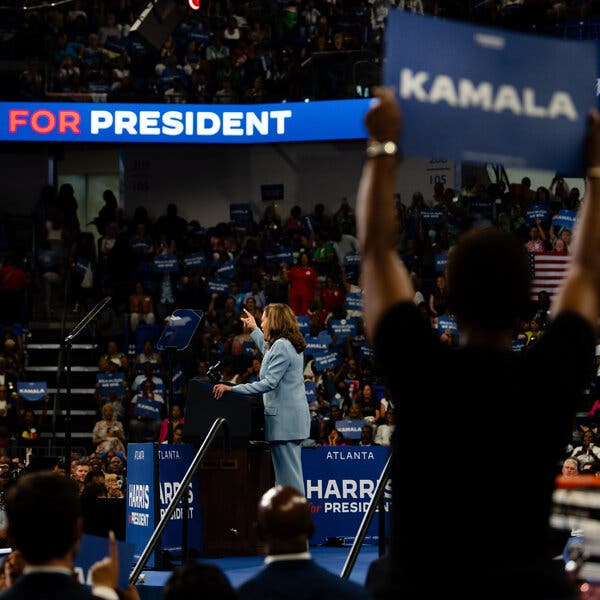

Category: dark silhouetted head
[446, 227, 530, 331]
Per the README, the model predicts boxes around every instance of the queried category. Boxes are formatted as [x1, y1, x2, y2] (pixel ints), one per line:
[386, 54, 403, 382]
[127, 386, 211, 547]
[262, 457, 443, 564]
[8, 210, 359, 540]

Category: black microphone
[206, 361, 223, 384]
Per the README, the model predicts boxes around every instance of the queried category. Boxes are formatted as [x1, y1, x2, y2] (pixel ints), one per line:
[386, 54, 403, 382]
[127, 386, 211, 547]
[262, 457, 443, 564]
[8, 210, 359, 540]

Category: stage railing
[128, 417, 230, 585]
[340, 453, 391, 580]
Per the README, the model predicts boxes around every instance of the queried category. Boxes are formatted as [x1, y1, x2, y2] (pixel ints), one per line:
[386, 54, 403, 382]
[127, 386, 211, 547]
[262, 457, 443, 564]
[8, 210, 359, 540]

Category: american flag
[528, 252, 571, 300]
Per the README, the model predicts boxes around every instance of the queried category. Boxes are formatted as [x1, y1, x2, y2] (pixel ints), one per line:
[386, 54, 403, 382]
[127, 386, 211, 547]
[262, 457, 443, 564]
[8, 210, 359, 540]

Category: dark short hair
[163, 561, 237, 600]
[5, 471, 81, 563]
[446, 227, 531, 330]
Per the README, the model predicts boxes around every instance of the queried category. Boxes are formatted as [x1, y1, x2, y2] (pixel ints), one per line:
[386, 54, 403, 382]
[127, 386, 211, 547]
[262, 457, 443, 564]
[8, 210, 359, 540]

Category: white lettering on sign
[128, 484, 150, 509]
[90, 110, 293, 136]
[399, 69, 578, 121]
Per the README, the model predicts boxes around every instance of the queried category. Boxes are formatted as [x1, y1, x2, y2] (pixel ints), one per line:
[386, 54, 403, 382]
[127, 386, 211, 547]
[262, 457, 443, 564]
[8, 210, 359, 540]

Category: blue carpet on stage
[135, 545, 380, 599]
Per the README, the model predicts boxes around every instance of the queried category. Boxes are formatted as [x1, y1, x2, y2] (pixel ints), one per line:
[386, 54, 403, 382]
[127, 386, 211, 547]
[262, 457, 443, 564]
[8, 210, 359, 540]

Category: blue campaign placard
[297, 316, 311, 336]
[265, 248, 294, 265]
[336, 419, 364, 440]
[17, 381, 47, 401]
[435, 253, 448, 273]
[216, 259, 236, 279]
[359, 344, 374, 361]
[343, 252, 361, 267]
[305, 334, 331, 357]
[182, 253, 206, 270]
[157, 444, 202, 557]
[512, 337, 526, 352]
[437, 315, 458, 334]
[207, 278, 230, 295]
[420, 207, 446, 224]
[313, 351, 342, 372]
[328, 318, 358, 339]
[134, 396, 162, 419]
[525, 202, 551, 225]
[384, 10, 597, 173]
[96, 373, 125, 397]
[345, 292, 362, 312]
[230, 203, 252, 223]
[75, 534, 135, 589]
[126, 443, 156, 567]
[154, 254, 179, 272]
[302, 446, 391, 544]
[552, 209, 577, 229]
[305, 381, 317, 403]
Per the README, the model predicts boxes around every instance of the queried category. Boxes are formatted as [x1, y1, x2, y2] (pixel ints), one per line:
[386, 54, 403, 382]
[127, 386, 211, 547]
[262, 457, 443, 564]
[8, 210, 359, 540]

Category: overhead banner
[0, 99, 369, 144]
[383, 10, 597, 173]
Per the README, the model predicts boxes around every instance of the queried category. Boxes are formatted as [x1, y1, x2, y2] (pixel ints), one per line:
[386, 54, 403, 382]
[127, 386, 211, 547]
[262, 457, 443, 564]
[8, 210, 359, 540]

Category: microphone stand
[62, 296, 111, 476]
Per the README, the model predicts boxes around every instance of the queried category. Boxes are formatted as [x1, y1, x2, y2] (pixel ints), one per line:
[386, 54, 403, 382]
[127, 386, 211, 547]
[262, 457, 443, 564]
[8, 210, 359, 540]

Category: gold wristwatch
[366, 140, 398, 159]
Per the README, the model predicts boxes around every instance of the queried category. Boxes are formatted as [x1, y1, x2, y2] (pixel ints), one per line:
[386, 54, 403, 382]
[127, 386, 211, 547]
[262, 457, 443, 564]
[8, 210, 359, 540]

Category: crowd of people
[13, 0, 397, 104]
[0, 472, 372, 599]
[0, 148, 596, 494]
[8, 0, 600, 104]
[2, 2, 600, 598]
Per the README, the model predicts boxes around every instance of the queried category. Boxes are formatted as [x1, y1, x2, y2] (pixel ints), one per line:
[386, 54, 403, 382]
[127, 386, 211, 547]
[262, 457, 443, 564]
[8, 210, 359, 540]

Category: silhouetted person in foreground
[356, 88, 600, 598]
[0, 470, 136, 600]
[236, 485, 369, 600]
[163, 561, 237, 600]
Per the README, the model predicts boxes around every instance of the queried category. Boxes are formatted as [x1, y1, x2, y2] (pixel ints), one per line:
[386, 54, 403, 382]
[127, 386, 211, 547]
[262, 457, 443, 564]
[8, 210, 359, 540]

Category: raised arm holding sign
[356, 86, 600, 597]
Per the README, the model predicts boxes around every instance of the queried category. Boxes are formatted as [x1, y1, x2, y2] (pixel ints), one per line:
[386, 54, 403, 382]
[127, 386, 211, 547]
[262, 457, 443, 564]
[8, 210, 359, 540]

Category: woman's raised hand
[241, 308, 258, 331]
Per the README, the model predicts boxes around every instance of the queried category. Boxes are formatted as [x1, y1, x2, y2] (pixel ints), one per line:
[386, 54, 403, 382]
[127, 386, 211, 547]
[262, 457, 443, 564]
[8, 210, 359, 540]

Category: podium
[185, 378, 265, 447]
[185, 379, 273, 555]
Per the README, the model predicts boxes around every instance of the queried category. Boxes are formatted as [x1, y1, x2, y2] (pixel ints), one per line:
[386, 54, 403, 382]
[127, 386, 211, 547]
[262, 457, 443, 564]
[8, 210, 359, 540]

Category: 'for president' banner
[383, 10, 597, 173]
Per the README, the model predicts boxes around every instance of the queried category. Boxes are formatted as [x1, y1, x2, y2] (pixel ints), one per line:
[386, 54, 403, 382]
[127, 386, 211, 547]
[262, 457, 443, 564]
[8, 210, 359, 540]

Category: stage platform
[135, 545, 380, 599]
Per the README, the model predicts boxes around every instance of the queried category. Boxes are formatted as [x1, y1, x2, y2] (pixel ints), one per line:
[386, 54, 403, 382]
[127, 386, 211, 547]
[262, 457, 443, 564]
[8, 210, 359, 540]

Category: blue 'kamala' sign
[17, 381, 47, 401]
[384, 10, 598, 173]
[297, 316, 311, 336]
[336, 419, 364, 440]
[552, 209, 577, 229]
[134, 396, 162, 419]
[305, 381, 317, 403]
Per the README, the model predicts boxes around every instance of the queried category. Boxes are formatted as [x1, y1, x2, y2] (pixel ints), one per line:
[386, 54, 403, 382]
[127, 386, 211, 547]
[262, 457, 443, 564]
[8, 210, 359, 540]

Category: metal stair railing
[129, 417, 230, 585]
[340, 453, 392, 579]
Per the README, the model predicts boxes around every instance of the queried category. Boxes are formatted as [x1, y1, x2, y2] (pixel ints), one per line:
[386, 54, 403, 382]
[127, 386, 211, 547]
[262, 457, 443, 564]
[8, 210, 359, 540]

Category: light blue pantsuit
[270, 440, 305, 494]
[232, 328, 310, 495]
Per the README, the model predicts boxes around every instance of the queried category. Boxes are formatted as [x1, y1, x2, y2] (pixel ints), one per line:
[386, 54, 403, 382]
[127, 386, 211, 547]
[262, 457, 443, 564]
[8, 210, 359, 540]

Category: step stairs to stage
[23, 322, 100, 453]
